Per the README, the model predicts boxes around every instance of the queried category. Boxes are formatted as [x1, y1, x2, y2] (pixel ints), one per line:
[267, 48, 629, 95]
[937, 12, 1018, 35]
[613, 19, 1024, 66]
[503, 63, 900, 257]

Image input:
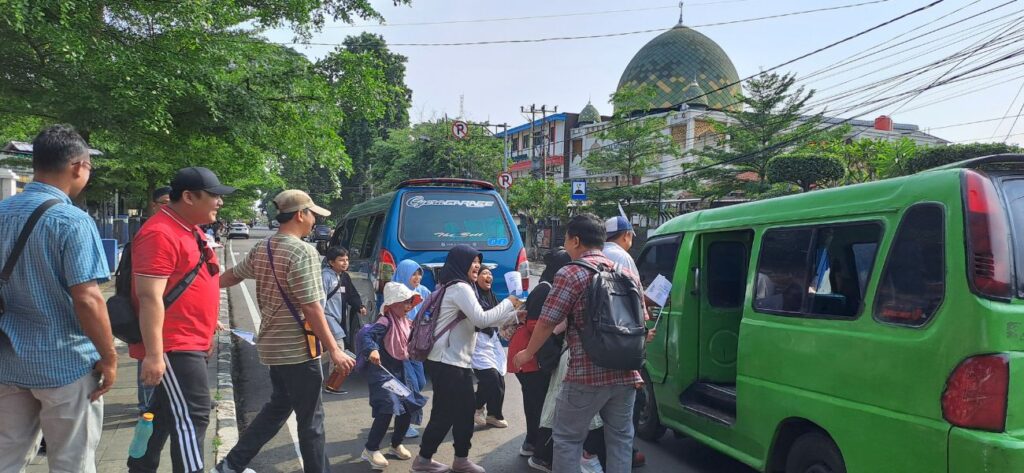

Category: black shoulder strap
[325, 273, 345, 301]
[162, 233, 208, 307]
[0, 199, 61, 284]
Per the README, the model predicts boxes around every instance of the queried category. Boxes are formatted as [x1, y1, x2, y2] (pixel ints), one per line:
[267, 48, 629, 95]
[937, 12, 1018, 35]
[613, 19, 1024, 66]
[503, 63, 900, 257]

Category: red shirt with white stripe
[128, 207, 220, 360]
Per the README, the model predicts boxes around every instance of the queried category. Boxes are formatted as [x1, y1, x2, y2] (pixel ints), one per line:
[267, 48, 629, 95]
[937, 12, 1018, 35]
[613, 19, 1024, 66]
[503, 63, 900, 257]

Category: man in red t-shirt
[127, 167, 235, 473]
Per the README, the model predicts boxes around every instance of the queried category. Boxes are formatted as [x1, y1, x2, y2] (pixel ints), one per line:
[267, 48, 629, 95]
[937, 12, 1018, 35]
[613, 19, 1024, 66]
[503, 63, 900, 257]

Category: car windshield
[398, 191, 512, 250]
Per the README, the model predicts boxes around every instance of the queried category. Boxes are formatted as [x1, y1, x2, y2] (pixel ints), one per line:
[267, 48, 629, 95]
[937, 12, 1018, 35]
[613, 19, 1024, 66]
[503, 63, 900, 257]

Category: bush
[906, 143, 1020, 174]
[766, 154, 845, 192]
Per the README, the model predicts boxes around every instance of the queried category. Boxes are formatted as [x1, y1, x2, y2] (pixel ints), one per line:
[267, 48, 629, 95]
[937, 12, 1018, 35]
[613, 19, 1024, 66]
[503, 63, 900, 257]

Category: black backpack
[569, 260, 647, 370]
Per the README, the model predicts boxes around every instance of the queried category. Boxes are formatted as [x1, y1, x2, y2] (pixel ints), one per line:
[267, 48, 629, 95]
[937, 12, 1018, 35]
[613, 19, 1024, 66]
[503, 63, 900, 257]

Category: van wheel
[635, 369, 667, 441]
[785, 432, 846, 473]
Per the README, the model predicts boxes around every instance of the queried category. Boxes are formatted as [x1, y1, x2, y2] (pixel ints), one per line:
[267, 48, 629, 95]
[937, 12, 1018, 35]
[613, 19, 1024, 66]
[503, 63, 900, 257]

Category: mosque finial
[678, 1, 684, 25]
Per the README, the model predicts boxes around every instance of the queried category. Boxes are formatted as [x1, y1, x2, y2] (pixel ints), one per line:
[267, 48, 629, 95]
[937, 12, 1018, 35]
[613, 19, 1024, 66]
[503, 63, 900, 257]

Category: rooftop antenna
[678, 1, 684, 25]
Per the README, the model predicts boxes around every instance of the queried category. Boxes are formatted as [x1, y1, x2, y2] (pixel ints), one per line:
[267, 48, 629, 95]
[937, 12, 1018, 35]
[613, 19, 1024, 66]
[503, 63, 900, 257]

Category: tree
[820, 137, 918, 183]
[583, 85, 681, 185]
[688, 72, 846, 199]
[905, 142, 1021, 174]
[316, 33, 412, 215]
[506, 177, 570, 254]
[766, 154, 845, 192]
[367, 120, 504, 192]
[0, 0, 409, 208]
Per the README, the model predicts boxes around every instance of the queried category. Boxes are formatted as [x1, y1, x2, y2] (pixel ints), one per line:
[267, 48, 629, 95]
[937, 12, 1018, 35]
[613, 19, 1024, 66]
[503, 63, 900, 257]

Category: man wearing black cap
[127, 167, 235, 473]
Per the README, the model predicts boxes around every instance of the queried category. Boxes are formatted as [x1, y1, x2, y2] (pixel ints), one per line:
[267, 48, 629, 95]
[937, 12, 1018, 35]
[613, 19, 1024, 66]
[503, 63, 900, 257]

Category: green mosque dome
[617, 25, 740, 112]
[578, 101, 601, 124]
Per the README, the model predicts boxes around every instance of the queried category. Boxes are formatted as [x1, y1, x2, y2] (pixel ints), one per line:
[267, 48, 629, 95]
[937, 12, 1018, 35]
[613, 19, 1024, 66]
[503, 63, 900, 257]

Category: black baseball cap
[170, 167, 236, 195]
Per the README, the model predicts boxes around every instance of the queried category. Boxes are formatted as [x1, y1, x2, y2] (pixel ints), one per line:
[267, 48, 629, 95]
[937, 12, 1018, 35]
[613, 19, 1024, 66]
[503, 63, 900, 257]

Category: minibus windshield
[398, 191, 513, 251]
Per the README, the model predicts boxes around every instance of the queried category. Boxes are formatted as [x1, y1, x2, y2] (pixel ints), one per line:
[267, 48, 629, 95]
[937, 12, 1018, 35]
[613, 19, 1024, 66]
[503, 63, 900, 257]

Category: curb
[214, 254, 238, 464]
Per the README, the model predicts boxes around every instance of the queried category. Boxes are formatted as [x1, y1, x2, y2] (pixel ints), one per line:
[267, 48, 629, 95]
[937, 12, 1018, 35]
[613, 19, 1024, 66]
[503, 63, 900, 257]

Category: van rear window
[398, 191, 512, 251]
[1002, 179, 1024, 298]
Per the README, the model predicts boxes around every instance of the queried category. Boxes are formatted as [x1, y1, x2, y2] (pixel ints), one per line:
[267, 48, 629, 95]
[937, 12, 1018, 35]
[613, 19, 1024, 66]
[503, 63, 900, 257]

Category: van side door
[697, 230, 753, 385]
[636, 233, 683, 384]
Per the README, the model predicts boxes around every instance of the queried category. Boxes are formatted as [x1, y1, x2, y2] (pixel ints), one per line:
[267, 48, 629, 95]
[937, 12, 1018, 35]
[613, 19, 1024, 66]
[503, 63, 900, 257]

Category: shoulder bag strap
[0, 199, 60, 286]
[325, 273, 345, 301]
[162, 232, 208, 307]
[265, 238, 306, 328]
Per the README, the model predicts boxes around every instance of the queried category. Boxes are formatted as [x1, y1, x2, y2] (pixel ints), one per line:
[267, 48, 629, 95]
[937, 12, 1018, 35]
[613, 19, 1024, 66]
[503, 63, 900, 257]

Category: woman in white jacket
[412, 245, 523, 473]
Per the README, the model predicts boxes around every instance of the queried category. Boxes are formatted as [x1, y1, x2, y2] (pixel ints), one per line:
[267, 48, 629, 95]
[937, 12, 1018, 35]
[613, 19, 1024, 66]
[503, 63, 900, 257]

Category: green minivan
[634, 155, 1024, 473]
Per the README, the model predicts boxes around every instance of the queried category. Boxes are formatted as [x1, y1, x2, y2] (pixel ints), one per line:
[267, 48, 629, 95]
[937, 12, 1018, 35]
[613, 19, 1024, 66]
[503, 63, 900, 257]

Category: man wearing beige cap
[215, 190, 355, 473]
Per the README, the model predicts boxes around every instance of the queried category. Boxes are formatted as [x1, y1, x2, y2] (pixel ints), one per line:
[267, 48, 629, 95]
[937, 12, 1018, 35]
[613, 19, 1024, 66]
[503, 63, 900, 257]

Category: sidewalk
[27, 275, 231, 472]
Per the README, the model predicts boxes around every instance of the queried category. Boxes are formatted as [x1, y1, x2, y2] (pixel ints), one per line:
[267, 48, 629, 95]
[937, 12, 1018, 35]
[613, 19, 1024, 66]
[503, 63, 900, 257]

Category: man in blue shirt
[0, 124, 117, 473]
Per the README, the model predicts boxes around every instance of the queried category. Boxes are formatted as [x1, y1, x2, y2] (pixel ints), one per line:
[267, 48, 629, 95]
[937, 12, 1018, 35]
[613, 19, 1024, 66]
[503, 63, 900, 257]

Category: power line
[283, 1, 893, 48]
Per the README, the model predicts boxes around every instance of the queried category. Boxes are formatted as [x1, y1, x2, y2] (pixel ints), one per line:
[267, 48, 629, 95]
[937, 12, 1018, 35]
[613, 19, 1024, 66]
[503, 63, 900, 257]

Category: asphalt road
[223, 230, 757, 473]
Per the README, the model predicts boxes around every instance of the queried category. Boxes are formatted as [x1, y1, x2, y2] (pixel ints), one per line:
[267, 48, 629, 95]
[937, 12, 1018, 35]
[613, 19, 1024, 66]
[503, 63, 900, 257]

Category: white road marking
[228, 240, 305, 469]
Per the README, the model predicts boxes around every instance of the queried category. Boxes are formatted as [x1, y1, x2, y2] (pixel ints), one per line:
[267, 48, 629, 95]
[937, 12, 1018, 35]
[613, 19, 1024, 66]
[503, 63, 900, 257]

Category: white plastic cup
[504, 271, 524, 297]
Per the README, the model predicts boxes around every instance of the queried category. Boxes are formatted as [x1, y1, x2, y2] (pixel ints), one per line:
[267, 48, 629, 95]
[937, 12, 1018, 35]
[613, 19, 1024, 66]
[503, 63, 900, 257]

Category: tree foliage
[506, 177, 570, 252]
[688, 72, 846, 199]
[367, 120, 504, 192]
[0, 0, 409, 211]
[904, 142, 1021, 174]
[316, 33, 412, 215]
[819, 137, 917, 183]
[766, 154, 845, 192]
[583, 85, 680, 184]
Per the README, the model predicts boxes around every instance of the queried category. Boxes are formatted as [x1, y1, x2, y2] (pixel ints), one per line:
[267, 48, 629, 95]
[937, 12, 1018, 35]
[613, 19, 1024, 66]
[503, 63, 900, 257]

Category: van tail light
[963, 170, 1012, 300]
[517, 248, 530, 290]
[941, 354, 1008, 432]
[379, 248, 396, 282]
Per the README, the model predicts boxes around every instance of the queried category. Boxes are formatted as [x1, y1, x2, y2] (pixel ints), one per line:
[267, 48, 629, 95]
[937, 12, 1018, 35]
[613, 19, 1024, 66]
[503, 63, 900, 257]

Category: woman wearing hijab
[357, 282, 428, 470]
[507, 249, 571, 459]
[393, 259, 432, 438]
[471, 267, 509, 429]
[412, 245, 523, 473]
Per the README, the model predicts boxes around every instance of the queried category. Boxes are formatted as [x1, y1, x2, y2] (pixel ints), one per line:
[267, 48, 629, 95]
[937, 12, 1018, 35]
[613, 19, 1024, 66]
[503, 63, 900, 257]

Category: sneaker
[527, 456, 552, 473]
[322, 386, 347, 394]
[210, 461, 252, 473]
[519, 441, 534, 457]
[451, 456, 486, 473]
[632, 450, 646, 468]
[581, 455, 604, 473]
[411, 455, 450, 473]
[485, 416, 508, 428]
[474, 408, 486, 426]
[389, 444, 413, 460]
[361, 448, 389, 470]
[405, 426, 420, 438]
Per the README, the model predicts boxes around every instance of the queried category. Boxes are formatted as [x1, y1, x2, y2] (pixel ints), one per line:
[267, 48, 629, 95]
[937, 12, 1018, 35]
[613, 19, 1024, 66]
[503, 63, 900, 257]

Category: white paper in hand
[645, 274, 672, 307]
[230, 329, 256, 345]
[504, 271, 523, 297]
[382, 377, 413, 398]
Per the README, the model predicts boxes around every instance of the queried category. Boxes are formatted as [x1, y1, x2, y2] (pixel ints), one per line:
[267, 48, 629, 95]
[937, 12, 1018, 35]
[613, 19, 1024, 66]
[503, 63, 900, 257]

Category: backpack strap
[0, 199, 60, 316]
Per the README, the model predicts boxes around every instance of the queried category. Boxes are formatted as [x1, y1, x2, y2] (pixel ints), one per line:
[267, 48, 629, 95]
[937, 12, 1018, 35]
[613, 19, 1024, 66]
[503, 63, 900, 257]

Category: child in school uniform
[357, 282, 428, 470]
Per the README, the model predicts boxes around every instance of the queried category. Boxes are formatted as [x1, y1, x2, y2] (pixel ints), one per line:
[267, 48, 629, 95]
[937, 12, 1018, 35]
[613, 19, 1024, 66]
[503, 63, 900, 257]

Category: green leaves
[904, 142, 1020, 174]
[766, 154, 844, 193]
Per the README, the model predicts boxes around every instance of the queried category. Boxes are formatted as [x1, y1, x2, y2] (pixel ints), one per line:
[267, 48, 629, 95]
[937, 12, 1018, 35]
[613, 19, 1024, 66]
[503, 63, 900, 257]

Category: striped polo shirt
[232, 233, 325, 366]
[0, 182, 109, 388]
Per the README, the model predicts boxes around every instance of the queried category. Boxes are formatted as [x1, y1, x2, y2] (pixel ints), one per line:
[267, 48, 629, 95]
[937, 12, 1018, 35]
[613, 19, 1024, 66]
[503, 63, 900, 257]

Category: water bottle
[128, 412, 154, 458]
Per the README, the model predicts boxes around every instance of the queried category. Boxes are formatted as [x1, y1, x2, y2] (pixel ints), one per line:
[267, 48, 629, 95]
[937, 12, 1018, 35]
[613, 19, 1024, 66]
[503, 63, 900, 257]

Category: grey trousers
[552, 383, 635, 473]
[0, 372, 103, 473]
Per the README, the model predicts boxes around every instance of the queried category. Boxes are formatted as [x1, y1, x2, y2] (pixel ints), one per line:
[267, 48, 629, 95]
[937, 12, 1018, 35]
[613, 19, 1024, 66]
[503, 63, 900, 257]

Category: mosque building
[498, 17, 948, 192]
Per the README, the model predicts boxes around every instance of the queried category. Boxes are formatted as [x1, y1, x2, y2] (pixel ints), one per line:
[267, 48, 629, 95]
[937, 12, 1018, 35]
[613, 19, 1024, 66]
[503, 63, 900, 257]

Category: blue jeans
[552, 383, 635, 473]
[403, 360, 426, 425]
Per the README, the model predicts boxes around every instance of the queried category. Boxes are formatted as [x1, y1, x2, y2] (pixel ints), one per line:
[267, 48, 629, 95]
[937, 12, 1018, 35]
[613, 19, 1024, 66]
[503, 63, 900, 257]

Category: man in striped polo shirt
[215, 190, 355, 473]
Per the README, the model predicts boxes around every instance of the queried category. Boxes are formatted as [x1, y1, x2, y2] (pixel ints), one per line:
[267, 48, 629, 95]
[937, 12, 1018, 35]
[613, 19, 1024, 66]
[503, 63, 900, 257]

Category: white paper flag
[645, 274, 672, 307]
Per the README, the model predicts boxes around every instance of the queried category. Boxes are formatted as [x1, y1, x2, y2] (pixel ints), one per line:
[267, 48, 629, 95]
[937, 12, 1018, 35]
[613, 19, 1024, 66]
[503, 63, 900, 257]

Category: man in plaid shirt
[513, 213, 644, 473]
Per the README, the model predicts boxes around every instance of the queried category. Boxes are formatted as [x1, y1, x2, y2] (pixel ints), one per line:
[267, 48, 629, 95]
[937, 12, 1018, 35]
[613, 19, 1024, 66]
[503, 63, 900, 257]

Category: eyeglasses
[194, 233, 220, 276]
[73, 160, 93, 171]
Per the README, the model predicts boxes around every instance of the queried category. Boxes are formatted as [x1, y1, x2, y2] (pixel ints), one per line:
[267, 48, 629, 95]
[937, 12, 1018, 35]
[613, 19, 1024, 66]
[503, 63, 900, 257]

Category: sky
[265, 0, 1024, 145]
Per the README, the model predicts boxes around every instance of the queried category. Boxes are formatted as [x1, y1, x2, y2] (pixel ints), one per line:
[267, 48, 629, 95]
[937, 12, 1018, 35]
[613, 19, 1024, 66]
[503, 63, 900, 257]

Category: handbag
[266, 239, 323, 359]
[106, 233, 208, 344]
[536, 332, 566, 373]
[0, 199, 61, 320]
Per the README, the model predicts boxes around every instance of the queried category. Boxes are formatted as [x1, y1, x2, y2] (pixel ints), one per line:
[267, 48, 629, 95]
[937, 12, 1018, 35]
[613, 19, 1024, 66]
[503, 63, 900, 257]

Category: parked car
[227, 222, 250, 239]
[269, 219, 280, 229]
[634, 154, 1024, 473]
[329, 178, 527, 345]
[310, 224, 332, 242]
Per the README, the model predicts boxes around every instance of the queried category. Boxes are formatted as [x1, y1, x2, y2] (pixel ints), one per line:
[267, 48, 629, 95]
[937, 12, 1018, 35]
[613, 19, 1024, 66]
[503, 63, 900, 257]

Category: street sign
[497, 172, 513, 189]
[451, 120, 469, 140]
[571, 179, 587, 200]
